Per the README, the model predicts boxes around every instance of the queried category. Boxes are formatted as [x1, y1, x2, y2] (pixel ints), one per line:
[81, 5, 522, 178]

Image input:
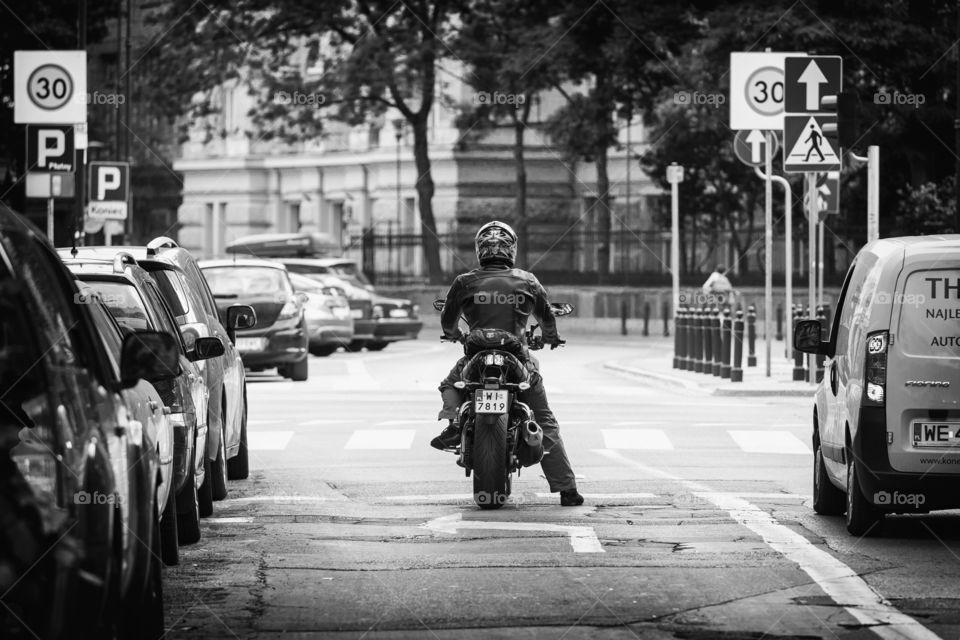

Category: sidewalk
[603, 337, 817, 397]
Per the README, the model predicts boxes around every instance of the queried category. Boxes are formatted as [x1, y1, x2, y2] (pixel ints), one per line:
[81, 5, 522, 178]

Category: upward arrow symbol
[798, 61, 828, 111]
[745, 130, 766, 163]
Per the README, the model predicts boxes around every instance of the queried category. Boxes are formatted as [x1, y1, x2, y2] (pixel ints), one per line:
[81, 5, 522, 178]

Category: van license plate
[475, 390, 508, 414]
[912, 422, 960, 447]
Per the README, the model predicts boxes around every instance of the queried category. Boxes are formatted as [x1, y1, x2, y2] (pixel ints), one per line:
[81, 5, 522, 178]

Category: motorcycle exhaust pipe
[519, 420, 544, 467]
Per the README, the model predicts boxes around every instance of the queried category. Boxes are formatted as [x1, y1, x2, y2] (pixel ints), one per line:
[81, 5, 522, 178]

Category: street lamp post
[392, 117, 404, 282]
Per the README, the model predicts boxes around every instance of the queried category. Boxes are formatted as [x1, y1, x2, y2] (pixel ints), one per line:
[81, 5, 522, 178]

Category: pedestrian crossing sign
[783, 115, 841, 173]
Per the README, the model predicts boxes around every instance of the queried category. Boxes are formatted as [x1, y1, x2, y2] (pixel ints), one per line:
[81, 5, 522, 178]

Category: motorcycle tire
[472, 413, 509, 510]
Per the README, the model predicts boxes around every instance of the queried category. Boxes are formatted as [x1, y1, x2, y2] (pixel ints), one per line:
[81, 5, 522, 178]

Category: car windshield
[203, 266, 287, 297]
[327, 263, 372, 287]
[288, 273, 324, 294]
[84, 281, 152, 332]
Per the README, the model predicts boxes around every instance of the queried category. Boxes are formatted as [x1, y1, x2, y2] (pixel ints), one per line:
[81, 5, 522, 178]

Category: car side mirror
[432, 299, 444, 311]
[227, 304, 257, 330]
[295, 291, 309, 304]
[190, 336, 225, 361]
[794, 320, 829, 355]
[120, 331, 180, 388]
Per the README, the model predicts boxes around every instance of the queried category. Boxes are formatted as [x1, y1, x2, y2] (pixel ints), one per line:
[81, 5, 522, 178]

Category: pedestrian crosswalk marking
[345, 429, 416, 450]
[298, 419, 362, 426]
[247, 430, 294, 451]
[601, 429, 673, 450]
[727, 430, 811, 455]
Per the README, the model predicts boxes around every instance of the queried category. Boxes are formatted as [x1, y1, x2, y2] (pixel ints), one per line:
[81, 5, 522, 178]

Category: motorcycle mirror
[432, 299, 444, 311]
[551, 302, 574, 317]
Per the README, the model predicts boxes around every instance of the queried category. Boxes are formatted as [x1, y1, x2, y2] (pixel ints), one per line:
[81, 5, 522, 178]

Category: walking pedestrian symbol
[783, 115, 841, 173]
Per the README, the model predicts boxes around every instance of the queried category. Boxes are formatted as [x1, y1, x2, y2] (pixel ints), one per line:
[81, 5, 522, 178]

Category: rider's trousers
[438, 355, 578, 492]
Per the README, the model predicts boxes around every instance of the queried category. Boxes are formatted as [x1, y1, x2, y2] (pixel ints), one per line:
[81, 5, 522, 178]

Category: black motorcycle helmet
[475, 220, 518, 267]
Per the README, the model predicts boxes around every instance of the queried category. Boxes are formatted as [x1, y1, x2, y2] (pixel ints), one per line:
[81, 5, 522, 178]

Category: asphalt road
[163, 337, 960, 640]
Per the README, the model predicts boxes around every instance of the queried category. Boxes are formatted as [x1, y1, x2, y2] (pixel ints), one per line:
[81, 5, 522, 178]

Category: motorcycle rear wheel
[472, 413, 509, 510]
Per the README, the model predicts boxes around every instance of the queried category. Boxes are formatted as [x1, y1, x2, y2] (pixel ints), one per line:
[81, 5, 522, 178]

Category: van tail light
[864, 331, 888, 406]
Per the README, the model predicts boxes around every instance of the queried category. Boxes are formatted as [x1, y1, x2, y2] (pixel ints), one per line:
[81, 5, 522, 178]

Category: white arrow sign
[798, 60, 828, 111]
[423, 513, 604, 553]
[745, 129, 766, 163]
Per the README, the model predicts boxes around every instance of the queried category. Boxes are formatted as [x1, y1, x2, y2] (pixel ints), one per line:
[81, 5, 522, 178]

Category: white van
[795, 235, 960, 535]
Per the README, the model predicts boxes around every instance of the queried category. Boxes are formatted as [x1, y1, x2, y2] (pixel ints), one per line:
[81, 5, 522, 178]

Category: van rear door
[887, 259, 960, 474]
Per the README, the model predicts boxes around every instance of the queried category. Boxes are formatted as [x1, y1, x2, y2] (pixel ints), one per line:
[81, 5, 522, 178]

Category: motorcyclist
[430, 221, 584, 507]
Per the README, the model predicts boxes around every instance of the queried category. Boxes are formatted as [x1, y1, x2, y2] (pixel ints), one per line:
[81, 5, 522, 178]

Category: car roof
[62, 255, 156, 288]
[281, 257, 358, 267]
[198, 257, 290, 270]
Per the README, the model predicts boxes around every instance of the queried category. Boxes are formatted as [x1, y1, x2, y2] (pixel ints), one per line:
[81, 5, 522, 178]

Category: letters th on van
[899, 273, 960, 354]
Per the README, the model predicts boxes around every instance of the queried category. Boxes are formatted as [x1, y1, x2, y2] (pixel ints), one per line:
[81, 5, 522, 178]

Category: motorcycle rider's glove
[549, 337, 566, 350]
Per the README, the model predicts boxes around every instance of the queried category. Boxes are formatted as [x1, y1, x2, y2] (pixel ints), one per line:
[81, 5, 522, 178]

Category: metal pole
[754, 166, 793, 359]
[807, 172, 817, 384]
[77, 0, 87, 244]
[956, 0, 960, 232]
[670, 168, 680, 316]
[124, 0, 132, 240]
[47, 197, 54, 239]
[817, 216, 824, 306]
[867, 145, 879, 242]
[624, 118, 630, 280]
[763, 132, 773, 377]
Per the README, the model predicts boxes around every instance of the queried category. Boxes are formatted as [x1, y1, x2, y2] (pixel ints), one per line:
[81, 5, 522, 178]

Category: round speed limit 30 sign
[14, 50, 87, 124]
[729, 51, 802, 130]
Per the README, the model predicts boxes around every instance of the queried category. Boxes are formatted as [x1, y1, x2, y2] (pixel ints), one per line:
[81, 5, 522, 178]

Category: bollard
[776, 303, 783, 341]
[621, 298, 628, 337]
[673, 306, 682, 369]
[680, 307, 691, 370]
[642, 300, 650, 337]
[720, 308, 732, 379]
[663, 299, 670, 337]
[815, 305, 826, 382]
[731, 309, 745, 382]
[792, 306, 806, 381]
[746, 305, 757, 367]
[701, 307, 713, 374]
[711, 306, 723, 376]
[693, 308, 705, 373]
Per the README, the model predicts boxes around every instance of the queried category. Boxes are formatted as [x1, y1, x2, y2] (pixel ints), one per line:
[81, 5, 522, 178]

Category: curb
[603, 361, 816, 397]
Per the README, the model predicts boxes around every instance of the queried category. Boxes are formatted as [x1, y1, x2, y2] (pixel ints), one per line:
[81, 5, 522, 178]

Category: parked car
[199, 258, 310, 380]
[63, 253, 224, 542]
[79, 284, 180, 569]
[289, 272, 355, 356]
[795, 235, 960, 535]
[1, 204, 178, 639]
[59, 239, 255, 505]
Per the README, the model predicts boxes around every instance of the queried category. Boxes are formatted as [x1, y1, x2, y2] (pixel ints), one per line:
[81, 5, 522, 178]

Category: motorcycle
[432, 300, 573, 509]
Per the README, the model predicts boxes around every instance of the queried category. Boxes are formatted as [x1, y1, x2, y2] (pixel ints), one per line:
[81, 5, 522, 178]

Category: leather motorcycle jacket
[440, 263, 560, 345]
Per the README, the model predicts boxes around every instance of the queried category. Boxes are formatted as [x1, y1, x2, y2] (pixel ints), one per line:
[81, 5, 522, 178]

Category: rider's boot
[560, 488, 584, 506]
[430, 419, 461, 451]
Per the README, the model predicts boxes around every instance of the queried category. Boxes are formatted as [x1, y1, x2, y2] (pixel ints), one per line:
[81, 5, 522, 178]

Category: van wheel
[346, 340, 366, 352]
[227, 393, 249, 480]
[160, 480, 179, 566]
[366, 341, 388, 351]
[310, 345, 338, 357]
[845, 456, 882, 536]
[176, 453, 201, 544]
[812, 439, 844, 515]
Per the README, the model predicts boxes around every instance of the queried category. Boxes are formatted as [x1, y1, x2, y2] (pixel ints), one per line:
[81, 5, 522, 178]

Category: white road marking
[601, 429, 673, 450]
[247, 419, 286, 426]
[423, 513, 604, 553]
[377, 420, 427, 426]
[298, 419, 363, 426]
[247, 430, 294, 451]
[384, 494, 473, 503]
[224, 495, 349, 503]
[611, 421, 659, 426]
[593, 449, 941, 640]
[205, 517, 254, 524]
[383, 492, 658, 503]
[345, 429, 415, 450]
[694, 422, 806, 428]
[535, 492, 657, 500]
[728, 430, 811, 455]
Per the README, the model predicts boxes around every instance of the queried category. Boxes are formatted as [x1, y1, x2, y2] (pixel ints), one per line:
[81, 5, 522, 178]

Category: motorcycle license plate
[475, 390, 508, 414]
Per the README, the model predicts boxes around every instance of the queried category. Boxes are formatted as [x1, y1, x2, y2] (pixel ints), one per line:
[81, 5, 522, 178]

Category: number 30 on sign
[14, 50, 87, 125]
[729, 51, 802, 131]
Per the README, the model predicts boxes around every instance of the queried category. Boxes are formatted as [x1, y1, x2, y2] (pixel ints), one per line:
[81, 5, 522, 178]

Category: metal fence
[351, 228, 859, 287]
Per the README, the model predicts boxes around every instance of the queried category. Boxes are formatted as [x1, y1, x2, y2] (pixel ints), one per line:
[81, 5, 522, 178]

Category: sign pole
[817, 216, 825, 306]
[47, 197, 54, 239]
[806, 172, 817, 383]
[784, 173, 793, 359]
[764, 132, 773, 378]
[867, 145, 879, 242]
[670, 167, 680, 316]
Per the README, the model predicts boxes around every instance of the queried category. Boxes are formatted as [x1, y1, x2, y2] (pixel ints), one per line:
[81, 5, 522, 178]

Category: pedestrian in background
[702, 264, 734, 307]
